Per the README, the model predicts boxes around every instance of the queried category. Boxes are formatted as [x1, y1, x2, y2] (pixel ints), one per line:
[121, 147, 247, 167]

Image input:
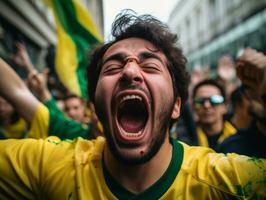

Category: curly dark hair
[87, 10, 190, 108]
[192, 79, 226, 100]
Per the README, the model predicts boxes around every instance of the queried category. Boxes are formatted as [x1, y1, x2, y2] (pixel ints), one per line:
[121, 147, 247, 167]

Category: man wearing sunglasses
[192, 79, 236, 150]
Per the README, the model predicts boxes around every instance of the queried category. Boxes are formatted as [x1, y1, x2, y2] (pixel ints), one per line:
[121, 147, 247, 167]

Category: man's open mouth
[117, 94, 149, 139]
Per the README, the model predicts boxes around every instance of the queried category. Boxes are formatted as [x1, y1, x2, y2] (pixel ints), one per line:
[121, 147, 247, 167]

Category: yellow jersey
[0, 117, 28, 139]
[197, 121, 237, 148]
[0, 137, 265, 199]
[28, 103, 92, 140]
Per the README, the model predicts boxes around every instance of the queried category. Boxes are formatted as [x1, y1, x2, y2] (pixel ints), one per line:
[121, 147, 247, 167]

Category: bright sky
[103, 0, 179, 41]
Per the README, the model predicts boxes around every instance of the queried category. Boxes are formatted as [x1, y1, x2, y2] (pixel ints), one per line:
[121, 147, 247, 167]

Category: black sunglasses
[193, 95, 224, 107]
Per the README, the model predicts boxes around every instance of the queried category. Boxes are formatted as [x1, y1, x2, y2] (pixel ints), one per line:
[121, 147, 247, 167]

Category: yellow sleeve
[28, 103, 49, 139]
[182, 144, 266, 199]
[0, 139, 43, 199]
[0, 137, 76, 199]
[213, 153, 266, 199]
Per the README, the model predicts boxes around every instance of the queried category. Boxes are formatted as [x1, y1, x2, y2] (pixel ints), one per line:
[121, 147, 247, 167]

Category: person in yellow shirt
[0, 96, 28, 139]
[192, 79, 237, 150]
[0, 11, 265, 199]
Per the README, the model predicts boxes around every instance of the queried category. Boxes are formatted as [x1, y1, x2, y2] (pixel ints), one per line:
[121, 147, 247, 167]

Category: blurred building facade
[0, 0, 104, 71]
[168, 0, 266, 72]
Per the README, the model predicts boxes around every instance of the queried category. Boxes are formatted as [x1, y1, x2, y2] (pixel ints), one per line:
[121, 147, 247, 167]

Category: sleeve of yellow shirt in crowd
[28, 100, 93, 140]
[28, 103, 49, 139]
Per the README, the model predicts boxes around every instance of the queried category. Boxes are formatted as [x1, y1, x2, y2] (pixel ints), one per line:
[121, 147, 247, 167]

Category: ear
[171, 97, 181, 119]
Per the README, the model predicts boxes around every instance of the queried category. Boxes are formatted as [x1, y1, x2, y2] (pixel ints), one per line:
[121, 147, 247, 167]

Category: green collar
[103, 138, 184, 200]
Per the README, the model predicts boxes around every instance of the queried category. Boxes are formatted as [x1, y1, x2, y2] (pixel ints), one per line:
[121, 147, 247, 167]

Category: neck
[104, 136, 173, 194]
[201, 120, 223, 136]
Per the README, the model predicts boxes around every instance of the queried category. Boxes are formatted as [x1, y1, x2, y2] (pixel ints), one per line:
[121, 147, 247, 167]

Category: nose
[202, 99, 212, 108]
[120, 59, 143, 85]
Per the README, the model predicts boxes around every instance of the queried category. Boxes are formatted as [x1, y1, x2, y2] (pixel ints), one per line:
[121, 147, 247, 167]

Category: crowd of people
[0, 10, 265, 199]
[171, 48, 266, 158]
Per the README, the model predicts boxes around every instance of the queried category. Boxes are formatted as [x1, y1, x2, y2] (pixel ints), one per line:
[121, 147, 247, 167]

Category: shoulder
[179, 142, 266, 198]
[0, 136, 106, 160]
[30, 102, 49, 130]
[180, 142, 265, 175]
[44, 136, 106, 153]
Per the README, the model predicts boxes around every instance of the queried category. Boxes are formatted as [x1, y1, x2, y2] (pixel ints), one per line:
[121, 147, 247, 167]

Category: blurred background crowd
[0, 0, 265, 158]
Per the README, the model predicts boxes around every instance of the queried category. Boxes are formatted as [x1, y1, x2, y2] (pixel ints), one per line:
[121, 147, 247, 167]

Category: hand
[217, 55, 236, 81]
[236, 48, 266, 96]
[28, 68, 51, 101]
[12, 42, 35, 73]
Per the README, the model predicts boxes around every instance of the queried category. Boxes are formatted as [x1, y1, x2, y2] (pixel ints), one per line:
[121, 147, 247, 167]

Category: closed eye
[102, 62, 123, 75]
[140, 60, 162, 73]
[142, 65, 161, 72]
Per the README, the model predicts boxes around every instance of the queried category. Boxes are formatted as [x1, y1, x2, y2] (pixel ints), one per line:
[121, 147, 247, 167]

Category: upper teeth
[120, 95, 142, 103]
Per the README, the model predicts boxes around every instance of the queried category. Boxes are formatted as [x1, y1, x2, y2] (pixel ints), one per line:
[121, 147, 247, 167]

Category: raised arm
[236, 48, 266, 135]
[0, 58, 39, 122]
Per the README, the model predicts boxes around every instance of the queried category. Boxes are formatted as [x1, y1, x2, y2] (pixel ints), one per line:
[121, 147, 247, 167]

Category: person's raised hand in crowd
[236, 48, 266, 97]
[236, 48, 266, 134]
[27, 68, 52, 102]
[12, 42, 37, 74]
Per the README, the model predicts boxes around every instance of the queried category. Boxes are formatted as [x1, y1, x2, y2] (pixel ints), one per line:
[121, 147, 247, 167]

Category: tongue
[120, 113, 146, 133]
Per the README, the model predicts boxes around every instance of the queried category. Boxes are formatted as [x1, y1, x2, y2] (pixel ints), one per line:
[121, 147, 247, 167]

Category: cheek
[218, 105, 226, 115]
[94, 78, 114, 114]
[95, 78, 109, 102]
[151, 76, 175, 108]
[159, 77, 174, 100]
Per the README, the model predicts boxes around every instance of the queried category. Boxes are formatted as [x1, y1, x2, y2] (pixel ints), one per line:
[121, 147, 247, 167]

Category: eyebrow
[103, 51, 166, 66]
[102, 53, 127, 66]
[139, 52, 165, 65]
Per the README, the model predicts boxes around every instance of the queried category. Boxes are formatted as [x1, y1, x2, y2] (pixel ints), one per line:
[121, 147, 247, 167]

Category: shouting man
[0, 11, 265, 199]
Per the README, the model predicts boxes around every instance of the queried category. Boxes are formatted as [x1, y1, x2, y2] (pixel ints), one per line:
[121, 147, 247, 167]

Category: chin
[111, 145, 160, 165]
[116, 147, 153, 165]
[106, 124, 167, 166]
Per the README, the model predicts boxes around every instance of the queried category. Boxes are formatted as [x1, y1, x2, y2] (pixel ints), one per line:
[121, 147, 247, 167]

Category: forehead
[103, 38, 167, 61]
[195, 85, 221, 97]
[65, 97, 82, 105]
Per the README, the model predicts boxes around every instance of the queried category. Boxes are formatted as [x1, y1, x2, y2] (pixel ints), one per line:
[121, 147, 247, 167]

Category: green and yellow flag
[45, 0, 103, 98]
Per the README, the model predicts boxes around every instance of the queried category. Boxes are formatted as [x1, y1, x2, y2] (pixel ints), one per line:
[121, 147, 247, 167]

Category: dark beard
[107, 121, 170, 165]
[99, 104, 173, 166]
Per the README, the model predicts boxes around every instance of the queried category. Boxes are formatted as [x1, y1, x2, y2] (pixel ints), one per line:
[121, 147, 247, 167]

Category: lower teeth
[123, 131, 142, 137]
